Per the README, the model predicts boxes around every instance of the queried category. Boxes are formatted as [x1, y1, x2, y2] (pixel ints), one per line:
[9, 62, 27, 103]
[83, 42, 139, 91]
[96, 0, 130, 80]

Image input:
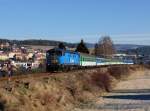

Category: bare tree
[94, 43, 98, 56]
[95, 36, 116, 57]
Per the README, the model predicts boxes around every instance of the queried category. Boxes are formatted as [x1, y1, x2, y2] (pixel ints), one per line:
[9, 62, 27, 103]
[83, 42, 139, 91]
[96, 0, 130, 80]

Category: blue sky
[0, 0, 150, 45]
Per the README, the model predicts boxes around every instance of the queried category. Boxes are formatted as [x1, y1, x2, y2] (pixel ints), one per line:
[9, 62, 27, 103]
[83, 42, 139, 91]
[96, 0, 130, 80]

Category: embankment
[0, 65, 143, 111]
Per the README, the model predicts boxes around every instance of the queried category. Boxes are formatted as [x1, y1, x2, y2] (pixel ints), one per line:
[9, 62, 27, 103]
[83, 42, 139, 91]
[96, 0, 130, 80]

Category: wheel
[46, 65, 51, 72]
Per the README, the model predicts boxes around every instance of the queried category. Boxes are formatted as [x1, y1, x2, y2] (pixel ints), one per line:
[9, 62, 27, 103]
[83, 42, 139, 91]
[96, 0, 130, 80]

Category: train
[46, 48, 134, 71]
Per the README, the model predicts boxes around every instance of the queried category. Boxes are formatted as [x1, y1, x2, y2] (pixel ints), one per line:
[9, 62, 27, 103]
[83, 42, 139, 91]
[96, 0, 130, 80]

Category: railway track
[0, 72, 53, 82]
[0, 67, 98, 82]
[0, 64, 136, 82]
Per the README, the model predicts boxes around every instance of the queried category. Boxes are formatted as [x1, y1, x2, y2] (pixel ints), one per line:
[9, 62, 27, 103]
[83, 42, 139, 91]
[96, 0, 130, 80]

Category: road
[73, 70, 150, 111]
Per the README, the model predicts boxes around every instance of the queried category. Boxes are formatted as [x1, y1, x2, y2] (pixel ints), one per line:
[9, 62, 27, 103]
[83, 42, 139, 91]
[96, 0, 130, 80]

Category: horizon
[0, 37, 150, 46]
[0, 0, 150, 45]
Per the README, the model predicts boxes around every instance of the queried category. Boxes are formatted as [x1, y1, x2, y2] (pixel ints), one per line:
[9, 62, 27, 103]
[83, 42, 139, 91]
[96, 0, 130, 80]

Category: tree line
[0, 37, 116, 57]
[0, 39, 76, 48]
[59, 36, 116, 58]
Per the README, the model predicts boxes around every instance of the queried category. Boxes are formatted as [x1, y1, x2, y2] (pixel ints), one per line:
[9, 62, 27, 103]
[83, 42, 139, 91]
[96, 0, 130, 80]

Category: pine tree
[58, 42, 66, 50]
[76, 39, 89, 54]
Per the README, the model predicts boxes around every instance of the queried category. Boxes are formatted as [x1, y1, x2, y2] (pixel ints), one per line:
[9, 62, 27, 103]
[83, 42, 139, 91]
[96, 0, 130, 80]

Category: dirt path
[73, 70, 150, 111]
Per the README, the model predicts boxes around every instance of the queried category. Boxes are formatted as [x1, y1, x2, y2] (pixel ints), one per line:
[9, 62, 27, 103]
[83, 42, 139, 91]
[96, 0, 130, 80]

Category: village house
[0, 42, 10, 49]
[0, 53, 9, 61]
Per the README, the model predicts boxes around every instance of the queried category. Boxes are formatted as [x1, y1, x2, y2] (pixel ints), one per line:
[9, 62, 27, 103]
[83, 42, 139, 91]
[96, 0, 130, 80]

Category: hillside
[0, 65, 141, 111]
[136, 46, 150, 55]
[115, 44, 146, 51]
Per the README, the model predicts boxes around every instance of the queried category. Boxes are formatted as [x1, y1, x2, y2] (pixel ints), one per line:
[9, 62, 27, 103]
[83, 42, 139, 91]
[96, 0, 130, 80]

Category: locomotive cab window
[56, 51, 62, 56]
[50, 50, 62, 56]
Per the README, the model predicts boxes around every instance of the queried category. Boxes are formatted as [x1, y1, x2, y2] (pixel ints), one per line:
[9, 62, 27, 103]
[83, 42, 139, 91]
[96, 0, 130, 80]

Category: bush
[38, 92, 56, 106]
[91, 71, 113, 92]
[14, 66, 46, 75]
[65, 78, 77, 98]
[108, 65, 130, 79]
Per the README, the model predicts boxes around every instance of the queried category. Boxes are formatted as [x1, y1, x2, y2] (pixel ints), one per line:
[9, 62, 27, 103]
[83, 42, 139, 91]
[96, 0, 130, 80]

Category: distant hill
[114, 44, 146, 51]
[0, 38, 95, 48]
[0, 39, 149, 53]
[84, 43, 148, 51]
[85, 43, 147, 51]
[0, 39, 76, 48]
[136, 46, 150, 55]
[119, 46, 150, 56]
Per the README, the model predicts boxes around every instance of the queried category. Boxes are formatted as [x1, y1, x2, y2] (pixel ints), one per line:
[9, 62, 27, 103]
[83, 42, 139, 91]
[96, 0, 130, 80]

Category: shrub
[65, 79, 77, 98]
[34, 92, 56, 107]
[91, 71, 113, 92]
[14, 64, 46, 75]
[108, 65, 130, 79]
[40, 93, 55, 106]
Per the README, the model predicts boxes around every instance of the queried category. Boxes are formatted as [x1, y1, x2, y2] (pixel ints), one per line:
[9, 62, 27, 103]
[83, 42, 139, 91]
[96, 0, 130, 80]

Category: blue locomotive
[46, 48, 80, 71]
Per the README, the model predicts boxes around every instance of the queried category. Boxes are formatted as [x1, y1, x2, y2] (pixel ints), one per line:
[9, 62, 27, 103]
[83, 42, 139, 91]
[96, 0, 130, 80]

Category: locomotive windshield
[49, 50, 62, 56]
[46, 49, 63, 65]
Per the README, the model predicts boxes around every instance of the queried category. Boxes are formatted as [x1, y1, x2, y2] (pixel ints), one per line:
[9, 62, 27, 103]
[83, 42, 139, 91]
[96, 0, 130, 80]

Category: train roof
[79, 52, 107, 60]
[79, 52, 96, 58]
[47, 48, 79, 54]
